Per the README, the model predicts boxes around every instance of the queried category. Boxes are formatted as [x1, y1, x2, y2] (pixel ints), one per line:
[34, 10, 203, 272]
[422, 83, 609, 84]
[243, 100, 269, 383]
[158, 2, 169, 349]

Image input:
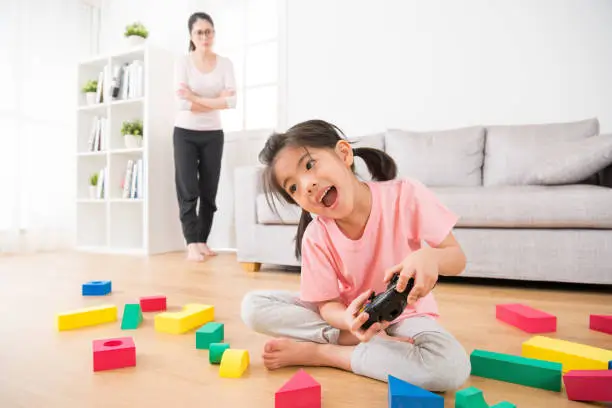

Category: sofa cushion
[483, 117, 600, 186]
[256, 193, 301, 225]
[384, 126, 485, 187]
[432, 185, 612, 228]
[523, 134, 612, 185]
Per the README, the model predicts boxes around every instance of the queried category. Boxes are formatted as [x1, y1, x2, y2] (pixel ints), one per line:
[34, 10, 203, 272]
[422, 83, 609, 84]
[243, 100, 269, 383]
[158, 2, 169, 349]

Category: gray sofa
[234, 118, 612, 285]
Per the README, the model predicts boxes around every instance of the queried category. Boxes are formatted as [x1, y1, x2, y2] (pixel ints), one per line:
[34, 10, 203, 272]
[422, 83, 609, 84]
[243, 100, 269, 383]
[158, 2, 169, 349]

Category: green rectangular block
[196, 322, 224, 349]
[470, 349, 562, 391]
[121, 303, 143, 330]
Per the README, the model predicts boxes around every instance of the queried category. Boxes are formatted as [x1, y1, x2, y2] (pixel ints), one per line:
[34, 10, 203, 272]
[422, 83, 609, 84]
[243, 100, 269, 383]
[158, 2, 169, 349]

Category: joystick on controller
[359, 273, 415, 331]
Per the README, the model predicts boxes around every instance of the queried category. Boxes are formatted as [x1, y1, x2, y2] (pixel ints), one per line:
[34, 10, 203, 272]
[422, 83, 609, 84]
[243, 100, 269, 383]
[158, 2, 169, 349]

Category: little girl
[240, 119, 471, 391]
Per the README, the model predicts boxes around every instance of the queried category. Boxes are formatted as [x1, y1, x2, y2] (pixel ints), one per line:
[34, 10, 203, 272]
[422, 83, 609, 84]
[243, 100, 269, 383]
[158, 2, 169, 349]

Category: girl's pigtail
[352, 147, 397, 181]
[295, 209, 313, 259]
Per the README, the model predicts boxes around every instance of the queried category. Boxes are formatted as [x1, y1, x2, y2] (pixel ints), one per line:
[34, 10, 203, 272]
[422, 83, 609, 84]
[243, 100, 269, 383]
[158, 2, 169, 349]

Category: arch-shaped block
[219, 349, 249, 378]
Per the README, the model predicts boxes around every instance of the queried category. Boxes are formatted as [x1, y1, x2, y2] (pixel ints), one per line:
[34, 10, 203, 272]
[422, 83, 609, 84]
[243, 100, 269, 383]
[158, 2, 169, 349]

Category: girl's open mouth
[320, 186, 338, 207]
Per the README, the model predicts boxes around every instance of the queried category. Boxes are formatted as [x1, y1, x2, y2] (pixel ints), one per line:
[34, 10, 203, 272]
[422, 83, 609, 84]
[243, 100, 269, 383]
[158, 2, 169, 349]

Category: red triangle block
[275, 369, 321, 408]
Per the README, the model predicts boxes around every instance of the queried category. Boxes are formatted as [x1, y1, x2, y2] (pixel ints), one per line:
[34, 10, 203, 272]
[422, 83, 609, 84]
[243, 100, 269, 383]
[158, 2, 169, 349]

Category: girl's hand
[344, 289, 390, 342]
[383, 248, 439, 305]
[177, 83, 195, 100]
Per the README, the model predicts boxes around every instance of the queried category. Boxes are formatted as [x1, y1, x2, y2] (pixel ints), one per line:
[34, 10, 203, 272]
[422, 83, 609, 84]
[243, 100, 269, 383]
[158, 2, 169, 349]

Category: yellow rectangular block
[154, 303, 214, 334]
[56, 304, 118, 331]
[522, 335, 612, 372]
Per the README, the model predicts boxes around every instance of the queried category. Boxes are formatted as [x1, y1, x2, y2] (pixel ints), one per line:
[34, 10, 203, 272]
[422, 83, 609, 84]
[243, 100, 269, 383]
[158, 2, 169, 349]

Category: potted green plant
[82, 80, 98, 105]
[121, 119, 143, 149]
[89, 172, 99, 199]
[124, 22, 149, 47]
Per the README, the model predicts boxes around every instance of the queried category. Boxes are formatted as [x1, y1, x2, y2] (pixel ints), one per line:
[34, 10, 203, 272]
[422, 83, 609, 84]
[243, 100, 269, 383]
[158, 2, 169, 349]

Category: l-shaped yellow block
[522, 335, 612, 372]
[219, 349, 249, 378]
[57, 304, 117, 331]
[154, 303, 214, 334]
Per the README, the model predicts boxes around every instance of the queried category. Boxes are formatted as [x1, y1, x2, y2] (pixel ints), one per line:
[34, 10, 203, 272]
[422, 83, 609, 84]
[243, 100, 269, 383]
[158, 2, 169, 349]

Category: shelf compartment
[76, 202, 107, 248]
[109, 201, 144, 251]
[77, 155, 107, 200]
[109, 153, 144, 200]
[109, 99, 144, 150]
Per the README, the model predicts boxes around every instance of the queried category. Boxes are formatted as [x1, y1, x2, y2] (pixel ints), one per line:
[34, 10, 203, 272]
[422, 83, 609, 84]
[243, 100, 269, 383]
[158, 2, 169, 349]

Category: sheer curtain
[0, 0, 93, 253]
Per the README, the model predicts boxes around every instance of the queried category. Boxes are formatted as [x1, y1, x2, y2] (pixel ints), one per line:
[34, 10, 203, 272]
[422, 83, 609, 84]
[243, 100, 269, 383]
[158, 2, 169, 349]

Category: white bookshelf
[75, 44, 185, 255]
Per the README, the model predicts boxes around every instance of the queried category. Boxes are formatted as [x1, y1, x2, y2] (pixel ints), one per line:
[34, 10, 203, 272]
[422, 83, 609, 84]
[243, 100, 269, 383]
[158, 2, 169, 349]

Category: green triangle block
[196, 322, 224, 349]
[491, 403, 516, 408]
[121, 303, 143, 330]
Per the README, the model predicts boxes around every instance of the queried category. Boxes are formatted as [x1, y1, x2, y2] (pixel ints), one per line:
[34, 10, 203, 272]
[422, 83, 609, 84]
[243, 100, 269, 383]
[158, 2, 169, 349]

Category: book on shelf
[87, 116, 106, 152]
[96, 166, 107, 199]
[121, 158, 144, 199]
[90, 59, 144, 104]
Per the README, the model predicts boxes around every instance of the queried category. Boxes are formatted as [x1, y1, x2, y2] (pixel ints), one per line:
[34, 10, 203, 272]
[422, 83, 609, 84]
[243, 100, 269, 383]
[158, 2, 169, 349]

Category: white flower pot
[127, 35, 145, 47]
[85, 92, 97, 105]
[89, 185, 97, 199]
[124, 134, 143, 149]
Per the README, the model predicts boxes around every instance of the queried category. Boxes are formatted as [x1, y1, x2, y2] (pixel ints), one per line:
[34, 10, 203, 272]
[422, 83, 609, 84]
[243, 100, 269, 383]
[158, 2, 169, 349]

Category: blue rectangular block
[388, 375, 444, 408]
[82, 280, 112, 296]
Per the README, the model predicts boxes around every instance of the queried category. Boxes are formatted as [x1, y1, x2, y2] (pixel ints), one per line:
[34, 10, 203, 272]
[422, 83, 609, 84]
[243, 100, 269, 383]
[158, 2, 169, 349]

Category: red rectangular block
[590, 314, 612, 335]
[495, 303, 556, 333]
[93, 337, 136, 372]
[563, 370, 612, 402]
[140, 295, 167, 312]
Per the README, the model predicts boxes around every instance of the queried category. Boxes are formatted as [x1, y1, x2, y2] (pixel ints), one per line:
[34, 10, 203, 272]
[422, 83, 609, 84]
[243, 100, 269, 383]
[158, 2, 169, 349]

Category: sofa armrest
[234, 165, 265, 263]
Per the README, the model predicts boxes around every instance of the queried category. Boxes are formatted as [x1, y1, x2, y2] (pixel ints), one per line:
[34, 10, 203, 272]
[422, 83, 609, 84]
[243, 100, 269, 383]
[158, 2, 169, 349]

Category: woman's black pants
[173, 127, 224, 244]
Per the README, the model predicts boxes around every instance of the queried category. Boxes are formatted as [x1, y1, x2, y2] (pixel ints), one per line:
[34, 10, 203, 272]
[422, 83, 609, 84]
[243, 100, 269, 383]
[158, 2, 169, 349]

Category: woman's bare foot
[262, 338, 353, 372]
[186, 243, 205, 262]
[197, 242, 217, 256]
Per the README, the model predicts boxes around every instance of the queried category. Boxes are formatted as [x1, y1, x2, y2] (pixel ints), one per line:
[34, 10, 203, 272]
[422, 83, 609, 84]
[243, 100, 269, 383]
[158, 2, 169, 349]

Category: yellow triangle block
[522, 335, 612, 372]
[219, 349, 249, 378]
[57, 304, 117, 331]
[154, 303, 214, 334]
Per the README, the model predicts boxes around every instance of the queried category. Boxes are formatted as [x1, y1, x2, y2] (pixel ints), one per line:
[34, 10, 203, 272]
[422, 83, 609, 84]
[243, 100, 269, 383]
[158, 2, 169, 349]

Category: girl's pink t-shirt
[299, 178, 459, 322]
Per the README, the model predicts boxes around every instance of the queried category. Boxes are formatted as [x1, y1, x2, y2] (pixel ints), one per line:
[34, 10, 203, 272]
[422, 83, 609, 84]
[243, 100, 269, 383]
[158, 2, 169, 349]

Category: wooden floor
[0, 251, 610, 408]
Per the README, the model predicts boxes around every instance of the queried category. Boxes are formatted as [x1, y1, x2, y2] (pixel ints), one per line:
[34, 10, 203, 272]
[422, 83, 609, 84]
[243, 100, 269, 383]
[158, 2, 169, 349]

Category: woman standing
[174, 12, 237, 261]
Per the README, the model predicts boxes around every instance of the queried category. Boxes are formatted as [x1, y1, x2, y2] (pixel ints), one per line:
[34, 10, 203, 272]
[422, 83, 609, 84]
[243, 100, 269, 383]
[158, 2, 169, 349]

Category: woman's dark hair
[188, 12, 214, 52]
[258, 119, 397, 259]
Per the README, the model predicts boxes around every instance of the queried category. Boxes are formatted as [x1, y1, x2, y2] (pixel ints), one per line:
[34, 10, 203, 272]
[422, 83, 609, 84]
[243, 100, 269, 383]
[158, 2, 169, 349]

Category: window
[211, 0, 281, 132]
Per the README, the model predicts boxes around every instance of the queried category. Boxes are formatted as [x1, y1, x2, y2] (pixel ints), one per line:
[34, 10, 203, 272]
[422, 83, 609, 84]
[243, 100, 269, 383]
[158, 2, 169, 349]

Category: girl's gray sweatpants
[241, 290, 471, 392]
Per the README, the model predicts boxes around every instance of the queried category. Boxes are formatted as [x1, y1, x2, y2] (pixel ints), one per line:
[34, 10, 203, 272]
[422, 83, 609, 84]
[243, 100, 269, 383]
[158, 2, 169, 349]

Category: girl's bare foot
[186, 243, 205, 262]
[197, 242, 217, 256]
[262, 338, 354, 371]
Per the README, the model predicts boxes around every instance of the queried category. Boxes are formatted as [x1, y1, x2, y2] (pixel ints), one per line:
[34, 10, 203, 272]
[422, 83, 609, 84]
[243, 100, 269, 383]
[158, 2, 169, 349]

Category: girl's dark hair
[258, 119, 397, 260]
[188, 12, 214, 52]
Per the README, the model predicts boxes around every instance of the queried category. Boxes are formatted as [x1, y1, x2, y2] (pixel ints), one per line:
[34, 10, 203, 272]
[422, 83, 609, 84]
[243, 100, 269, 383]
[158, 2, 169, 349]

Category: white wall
[286, 0, 612, 135]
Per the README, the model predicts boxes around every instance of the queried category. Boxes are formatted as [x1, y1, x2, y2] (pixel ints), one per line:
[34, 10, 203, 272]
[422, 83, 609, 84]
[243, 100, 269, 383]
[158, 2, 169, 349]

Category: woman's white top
[174, 54, 237, 131]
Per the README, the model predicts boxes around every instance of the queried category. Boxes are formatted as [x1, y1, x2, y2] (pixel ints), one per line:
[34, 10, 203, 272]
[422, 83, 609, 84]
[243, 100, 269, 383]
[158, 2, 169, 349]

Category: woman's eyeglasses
[194, 29, 215, 38]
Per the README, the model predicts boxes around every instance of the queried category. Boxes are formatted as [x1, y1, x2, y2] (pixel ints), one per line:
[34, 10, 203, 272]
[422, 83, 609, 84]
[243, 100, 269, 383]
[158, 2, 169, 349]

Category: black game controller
[359, 273, 414, 331]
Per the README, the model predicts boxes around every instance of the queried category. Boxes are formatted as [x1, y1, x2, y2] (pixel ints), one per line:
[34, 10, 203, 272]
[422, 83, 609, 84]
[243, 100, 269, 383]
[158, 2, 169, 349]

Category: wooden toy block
[209, 343, 230, 364]
[154, 303, 213, 334]
[140, 295, 166, 312]
[521, 335, 612, 372]
[275, 369, 321, 408]
[455, 386, 516, 408]
[82, 280, 111, 296]
[121, 303, 143, 330]
[589, 314, 612, 335]
[387, 375, 444, 408]
[495, 303, 556, 333]
[219, 349, 249, 378]
[470, 349, 562, 391]
[196, 322, 224, 349]
[57, 304, 117, 331]
[92, 336, 136, 372]
[563, 370, 612, 402]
